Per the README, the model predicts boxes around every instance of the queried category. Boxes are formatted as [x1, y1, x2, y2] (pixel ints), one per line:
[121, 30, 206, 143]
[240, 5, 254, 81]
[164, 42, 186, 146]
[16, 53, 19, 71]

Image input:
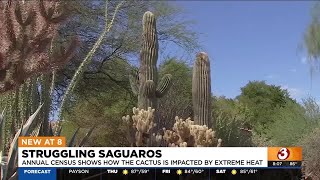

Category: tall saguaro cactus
[192, 52, 212, 128]
[130, 11, 172, 110]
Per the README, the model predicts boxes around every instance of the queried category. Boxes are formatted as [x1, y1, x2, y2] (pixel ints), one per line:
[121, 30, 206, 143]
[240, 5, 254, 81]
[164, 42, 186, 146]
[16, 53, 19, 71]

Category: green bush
[213, 97, 253, 147]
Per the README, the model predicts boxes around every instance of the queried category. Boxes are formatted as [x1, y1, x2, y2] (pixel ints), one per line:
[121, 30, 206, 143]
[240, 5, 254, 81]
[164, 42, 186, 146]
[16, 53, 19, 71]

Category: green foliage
[63, 97, 130, 147]
[57, 1, 200, 146]
[0, 77, 47, 153]
[63, 57, 194, 146]
[237, 81, 291, 133]
[233, 81, 320, 147]
[0, 103, 96, 179]
[52, 1, 201, 129]
[212, 82, 318, 148]
[2, 105, 43, 180]
[304, 3, 320, 64]
[61, 120, 79, 145]
[302, 96, 320, 125]
[158, 58, 192, 129]
[265, 101, 311, 146]
[123, 1, 201, 54]
[62, 59, 134, 146]
[212, 96, 253, 147]
[59, 1, 124, 117]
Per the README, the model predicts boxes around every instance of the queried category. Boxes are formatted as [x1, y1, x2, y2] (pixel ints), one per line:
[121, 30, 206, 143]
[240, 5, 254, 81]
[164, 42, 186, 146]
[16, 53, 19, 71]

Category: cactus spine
[130, 11, 172, 110]
[192, 52, 212, 128]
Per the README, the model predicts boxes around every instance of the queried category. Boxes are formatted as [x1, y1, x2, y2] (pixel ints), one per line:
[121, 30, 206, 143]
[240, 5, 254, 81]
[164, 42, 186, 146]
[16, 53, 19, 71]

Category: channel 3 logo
[277, 147, 290, 160]
[268, 147, 301, 162]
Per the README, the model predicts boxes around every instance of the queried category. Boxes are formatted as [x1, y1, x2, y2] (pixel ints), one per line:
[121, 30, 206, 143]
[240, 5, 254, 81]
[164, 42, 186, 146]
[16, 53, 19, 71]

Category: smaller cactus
[162, 116, 221, 147]
[192, 52, 212, 128]
[123, 107, 222, 147]
[122, 107, 156, 147]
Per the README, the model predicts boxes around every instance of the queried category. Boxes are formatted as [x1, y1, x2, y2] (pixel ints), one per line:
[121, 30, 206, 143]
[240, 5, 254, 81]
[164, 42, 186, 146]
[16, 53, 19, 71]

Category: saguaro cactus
[192, 52, 212, 128]
[130, 11, 172, 110]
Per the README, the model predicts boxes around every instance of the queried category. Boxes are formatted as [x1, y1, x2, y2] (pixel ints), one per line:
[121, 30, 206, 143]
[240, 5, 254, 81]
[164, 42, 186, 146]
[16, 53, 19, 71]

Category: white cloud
[289, 68, 297, 73]
[288, 88, 304, 98]
[212, 90, 220, 97]
[265, 74, 274, 79]
[301, 56, 307, 64]
[280, 85, 305, 100]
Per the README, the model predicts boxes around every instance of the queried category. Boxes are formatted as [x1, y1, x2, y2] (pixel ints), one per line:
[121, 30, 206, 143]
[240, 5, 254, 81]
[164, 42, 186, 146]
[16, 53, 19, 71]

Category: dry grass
[300, 127, 320, 179]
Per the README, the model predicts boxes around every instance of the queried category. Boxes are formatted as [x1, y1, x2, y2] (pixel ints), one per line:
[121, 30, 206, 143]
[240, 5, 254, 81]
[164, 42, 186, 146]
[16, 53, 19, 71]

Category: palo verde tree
[236, 81, 291, 134]
[53, 1, 200, 117]
[295, 4, 320, 179]
[304, 3, 320, 68]
[157, 58, 193, 130]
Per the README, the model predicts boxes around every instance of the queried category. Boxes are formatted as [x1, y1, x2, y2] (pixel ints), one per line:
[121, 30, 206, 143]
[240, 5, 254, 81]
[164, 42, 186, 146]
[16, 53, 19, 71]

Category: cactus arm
[15, 4, 36, 27]
[145, 80, 156, 98]
[156, 74, 172, 98]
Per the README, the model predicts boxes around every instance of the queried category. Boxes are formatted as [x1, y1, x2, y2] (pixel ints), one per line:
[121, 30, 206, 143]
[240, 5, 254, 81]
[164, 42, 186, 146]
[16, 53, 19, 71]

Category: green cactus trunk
[192, 52, 212, 128]
[138, 11, 158, 109]
[130, 11, 172, 110]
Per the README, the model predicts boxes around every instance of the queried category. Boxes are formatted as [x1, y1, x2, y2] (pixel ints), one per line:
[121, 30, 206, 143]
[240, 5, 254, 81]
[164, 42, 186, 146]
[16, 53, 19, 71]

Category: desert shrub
[265, 101, 310, 146]
[299, 127, 320, 179]
[214, 110, 253, 147]
[212, 97, 253, 147]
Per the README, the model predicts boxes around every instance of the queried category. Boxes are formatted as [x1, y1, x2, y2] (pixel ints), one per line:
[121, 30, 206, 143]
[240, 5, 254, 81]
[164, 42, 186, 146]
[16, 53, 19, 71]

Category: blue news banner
[17, 147, 302, 179]
[18, 167, 302, 180]
[19, 168, 56, 180]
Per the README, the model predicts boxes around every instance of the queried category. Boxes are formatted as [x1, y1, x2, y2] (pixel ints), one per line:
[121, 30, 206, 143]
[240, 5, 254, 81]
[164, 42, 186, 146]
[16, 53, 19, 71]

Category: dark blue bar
[18, 167, 56, 180]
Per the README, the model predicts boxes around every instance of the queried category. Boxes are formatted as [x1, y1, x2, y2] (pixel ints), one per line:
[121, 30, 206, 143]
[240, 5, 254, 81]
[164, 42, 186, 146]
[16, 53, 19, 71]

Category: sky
[169, 1, 318, 102]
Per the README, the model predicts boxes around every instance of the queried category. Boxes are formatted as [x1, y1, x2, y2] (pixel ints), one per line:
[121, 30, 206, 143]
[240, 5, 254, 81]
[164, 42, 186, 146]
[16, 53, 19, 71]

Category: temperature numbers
[240, 169, 258, 174]
[184, 169, 205, 174]
[130, 169, 149, 174]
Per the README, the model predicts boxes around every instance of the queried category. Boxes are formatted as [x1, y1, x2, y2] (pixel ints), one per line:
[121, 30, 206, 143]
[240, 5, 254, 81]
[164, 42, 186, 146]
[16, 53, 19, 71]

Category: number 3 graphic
[277, 147, 290, 160]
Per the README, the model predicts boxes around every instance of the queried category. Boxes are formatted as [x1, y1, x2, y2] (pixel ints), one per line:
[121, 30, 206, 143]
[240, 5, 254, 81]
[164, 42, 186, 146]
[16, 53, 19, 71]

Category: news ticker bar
[19, 167, 302, 180]
[18, 147, 302, 168]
